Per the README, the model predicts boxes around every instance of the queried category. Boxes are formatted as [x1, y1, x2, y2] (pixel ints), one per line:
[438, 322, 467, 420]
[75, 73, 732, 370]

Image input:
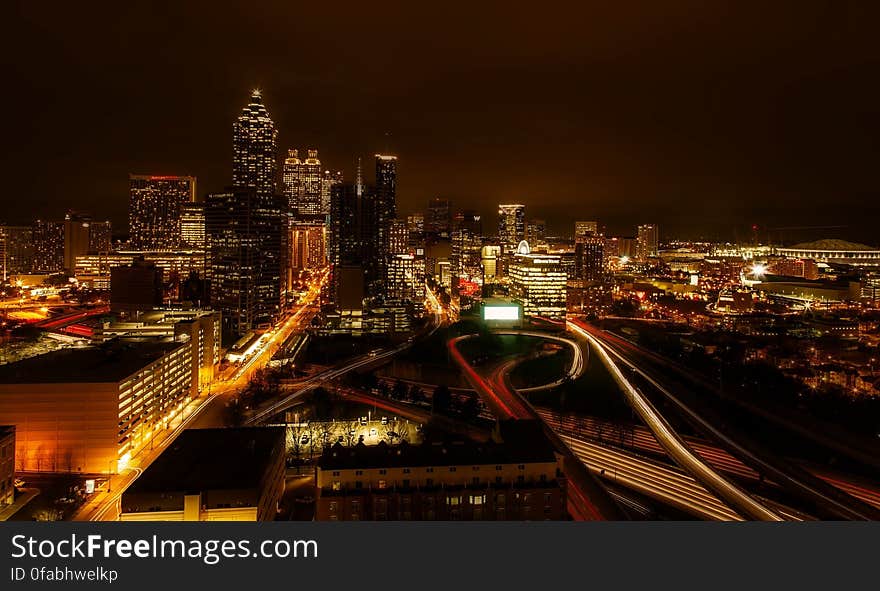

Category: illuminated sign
[483, 306, 520, 321]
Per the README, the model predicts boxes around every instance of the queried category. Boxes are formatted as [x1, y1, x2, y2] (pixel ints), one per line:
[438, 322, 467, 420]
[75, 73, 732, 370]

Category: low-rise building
[120, 427, 285, 521]
[0, 338, 196, 474]
[316, 421, 565, 521]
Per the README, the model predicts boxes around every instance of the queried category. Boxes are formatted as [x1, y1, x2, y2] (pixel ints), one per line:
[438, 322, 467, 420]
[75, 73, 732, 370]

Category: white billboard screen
[483, 306, 520, 321]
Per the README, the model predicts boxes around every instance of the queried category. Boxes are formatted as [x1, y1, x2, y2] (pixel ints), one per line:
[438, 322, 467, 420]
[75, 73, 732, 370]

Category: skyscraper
[526, 218, 546, 244]
[180, 202, 206, 250]
[282, 148, 323, 217]
[89, 220, 112, 254]
[636, 224, 659, 261]
[208, 91, 283, 339]
[0, 225, 33, 277]
[374, 154, 398, 287]
[575, 235, 605, 282]
[427, 198, 452, 236]
[63, 211, 91, 273]
[509, 241, 567, 321]
[233, 90, 277, 199]
[129, 175, 196, 250]
[321, 170, 343, 217]
[329, 182, 366, 307]
[498, 204, 525, 250]
[31, 220, 64, 273]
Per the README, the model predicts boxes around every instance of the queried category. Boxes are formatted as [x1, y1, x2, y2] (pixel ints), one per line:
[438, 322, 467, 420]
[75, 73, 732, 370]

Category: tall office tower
[63, 211, 91, 273]
[0, 225, 33, 277]
[498, 204, 525, 250]
[206, 188, 283, 339]
[321, 170, 343, 216]
[288, 222, 326, 270]
[31, 220, 64, 273]
[575, 235, 605, 282]
[282, 148, 323, 217]
[88, 220, 112, 253]
[636, 224, 659, 261]
[329, 182, 367, 306]
[407, 213, 425, 235]
[526, 218, 546, 244]
[389, 219, 410, 255]
[180, 202, 206, 250]
[453, 209, 483, 235]
[233, 90, 278, 199]
[509, 241, 567, 320]
[129, 175, 196, 250]
[374, 154, 398, 286]
[427, 198, 452, 236]
[574, 221, 598, 239]
[451, 229, 483, 285]
[481, 244, 501, 284]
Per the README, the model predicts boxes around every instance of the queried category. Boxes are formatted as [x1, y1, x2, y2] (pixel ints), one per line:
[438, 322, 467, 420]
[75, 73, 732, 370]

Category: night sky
[3, 1, 879, 243]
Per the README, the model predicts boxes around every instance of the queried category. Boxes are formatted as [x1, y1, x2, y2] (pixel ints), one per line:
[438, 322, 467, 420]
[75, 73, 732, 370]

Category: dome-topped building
[775, 239, 880, 268]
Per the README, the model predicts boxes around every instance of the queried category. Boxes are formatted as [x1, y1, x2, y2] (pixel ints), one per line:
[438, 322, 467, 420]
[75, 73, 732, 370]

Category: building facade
[509, 242, 567, 320]
[129, 175, 196, 251]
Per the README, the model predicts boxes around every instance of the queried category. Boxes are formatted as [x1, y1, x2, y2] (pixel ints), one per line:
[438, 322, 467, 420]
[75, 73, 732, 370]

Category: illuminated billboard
[483, 305, 520, 321]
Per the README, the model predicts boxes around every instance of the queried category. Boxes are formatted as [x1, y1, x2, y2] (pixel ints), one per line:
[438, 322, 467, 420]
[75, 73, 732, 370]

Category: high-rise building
[129, 175, 196, 250]
[89, 220, 112, 254]
[526, 219, 546, 245]
[575, 235, 605, 282]
[110, 257, 164, 317]
[387, 253, 425, 307]
[374, 154, 398, 286]
[288, 221, 326, 270]
[329, 182, 367, 306]
[282, 149, 324, 217]
[321, 169, 343, 216]
[63, 211, 92, 273]
[180, 202, 206, 250]
[407, 213, 425, 235]
[233, 90, 278, 199]
[481, 244, 501, 284]
[388, 219, 410, 255]
[498, 204, 525, 250]
[0, 225, 33, 277]
[509, 241, 567, 320]
[574, 221, 598, 239]
[427, 198, 452, 236]
[636, 224, 659, 261]
[207, 187, 284, 339]
[31, 219, 64, 273]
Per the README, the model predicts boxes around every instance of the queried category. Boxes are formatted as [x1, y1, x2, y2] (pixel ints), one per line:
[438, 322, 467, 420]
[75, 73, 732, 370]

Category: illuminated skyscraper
[88, 220, 112, 253]
[526, 219, 546, 245]
[282, 149, 323, 217]
[407, 213, 425, 235]
[321, 169, 343, 216]
[129, 175, 196, 250]
[389, 219, 410, 255]
[31, 219, 64, 273]
[0, 225, 33, 277]
[233, 90, 277, 199]
[375, 154, 398, 285]
[63, 211, 91, 273]
[498, 204, 525, 250]
[636, 224, 659, 261]
[575, 235, 605, 282]
[509, 241, 567, 320]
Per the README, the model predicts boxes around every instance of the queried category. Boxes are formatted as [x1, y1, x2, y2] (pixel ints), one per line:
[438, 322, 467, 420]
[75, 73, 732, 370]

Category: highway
[567, 319, 783, 521]
[73, 271, 328, 520]
[573, 318, 880, 521]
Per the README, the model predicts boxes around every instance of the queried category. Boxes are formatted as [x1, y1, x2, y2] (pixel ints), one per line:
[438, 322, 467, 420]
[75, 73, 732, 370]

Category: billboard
[483, 305, 520, 321]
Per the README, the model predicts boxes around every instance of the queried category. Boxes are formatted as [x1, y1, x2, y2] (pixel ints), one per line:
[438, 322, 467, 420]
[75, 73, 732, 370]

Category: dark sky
[3, 1, 879, 243]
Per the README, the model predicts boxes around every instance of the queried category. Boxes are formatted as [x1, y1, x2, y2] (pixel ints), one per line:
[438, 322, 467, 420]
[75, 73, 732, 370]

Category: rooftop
[786, 239, 878, 251]
[124, 427, 285, 496]
[319, 420, 557, 470]
[0, 338, 185, 384]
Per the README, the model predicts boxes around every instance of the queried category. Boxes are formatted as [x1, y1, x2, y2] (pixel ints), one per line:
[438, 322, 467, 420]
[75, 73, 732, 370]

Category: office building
[509, 241, 567, 320]
[374, 154, 398, 287]
[180, 202, 206, 250]
[89, 220, 112, 254]
[206, 188, 283, 339]
[63, 211, 92, 273]
[31, 219, 64, 273]
[575, 235, 605, 282]
[481, 244, 501, 283]
[0, 426, 13, 507]
[407, 213, 425, 235]
[427, 198, 452, 236]
[636, 224, 659, 261]
[0, 339, 198, 474]
[498, 204, 525, 251]
[282, 148, 323, 217]
[129, 175, 196, 251]
[388, 219, 410, 255]
[526, 219, 546, 245]
[233, 90, 277, 199]
[574, 221, 598, 239]
[387, 253, 425, 305]
[110, 257, 164, 316]
[316, 421, 564, 521]
[75, 250, 206, 291]
[120, 427, 285, 522]
[288, 221, 326, 271]
[321, 169, 344, 217]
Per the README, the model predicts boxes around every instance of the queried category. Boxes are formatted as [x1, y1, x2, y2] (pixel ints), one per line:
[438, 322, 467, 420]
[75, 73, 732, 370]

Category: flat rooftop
[0, 338, 185, 384]
[124, 427, 284, 496]
[319, 420, 557, 470]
